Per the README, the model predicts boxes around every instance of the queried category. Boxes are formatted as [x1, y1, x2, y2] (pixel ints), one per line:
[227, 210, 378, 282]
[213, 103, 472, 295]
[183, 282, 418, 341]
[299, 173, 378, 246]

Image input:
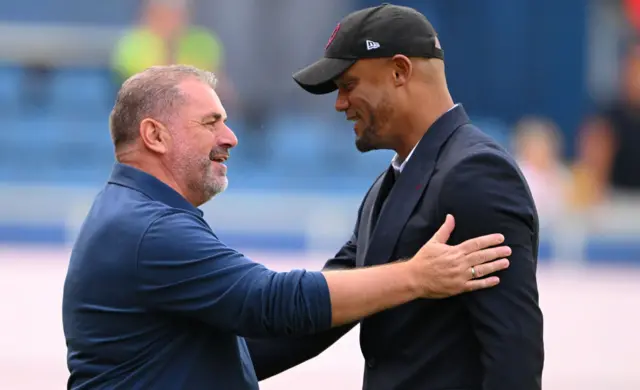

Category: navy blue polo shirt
[62, 163, 332, 389]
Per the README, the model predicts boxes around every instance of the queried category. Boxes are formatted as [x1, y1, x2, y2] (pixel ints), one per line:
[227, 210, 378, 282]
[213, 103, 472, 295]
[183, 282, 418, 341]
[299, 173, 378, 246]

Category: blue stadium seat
[470, 116, 513, 150]
[0, 66, 24, 115]
[0, 66, 21, 97]
[0, 0, 138, 25]
[48, 119, 114, 183]
[49, 69, 114, 117]
[263, 114, 334, 176]
[0, 116, 65, 147]
[0, 115, 115, 184]
[0, 116, 71, 182]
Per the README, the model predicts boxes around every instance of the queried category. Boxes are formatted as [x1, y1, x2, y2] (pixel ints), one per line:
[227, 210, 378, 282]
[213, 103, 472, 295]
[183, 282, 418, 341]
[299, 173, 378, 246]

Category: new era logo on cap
[365, 39, 380, 50]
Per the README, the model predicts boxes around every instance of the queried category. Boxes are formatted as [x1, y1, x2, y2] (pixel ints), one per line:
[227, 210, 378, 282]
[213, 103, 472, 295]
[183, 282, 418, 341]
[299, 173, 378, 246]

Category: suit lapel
[362, 104, 471, 267]
[355, 172, 386, 267]
[367, 166, 395, 235]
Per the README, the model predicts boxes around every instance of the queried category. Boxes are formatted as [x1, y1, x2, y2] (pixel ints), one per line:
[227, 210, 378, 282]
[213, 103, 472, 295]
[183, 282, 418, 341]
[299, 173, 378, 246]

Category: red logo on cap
[325, 23, 340, 49]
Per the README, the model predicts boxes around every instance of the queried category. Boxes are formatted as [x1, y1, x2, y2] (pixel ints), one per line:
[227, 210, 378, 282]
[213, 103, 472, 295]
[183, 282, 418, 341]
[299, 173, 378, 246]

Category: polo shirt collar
[108, 162, 203, 216]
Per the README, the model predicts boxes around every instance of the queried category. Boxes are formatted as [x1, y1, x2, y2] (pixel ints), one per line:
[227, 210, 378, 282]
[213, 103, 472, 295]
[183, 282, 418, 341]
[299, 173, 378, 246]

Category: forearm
[323, 260, 419, 326]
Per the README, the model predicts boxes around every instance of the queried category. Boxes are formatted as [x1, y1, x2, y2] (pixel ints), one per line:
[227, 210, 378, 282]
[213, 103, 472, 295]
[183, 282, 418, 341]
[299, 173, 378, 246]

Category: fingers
[466, 245, 512, 266]
[471, 258, 510, 279]
[457, 233, 505, 255]
[428, 214, 455, 244]
[464, 276, 501, 292]
[461, 259, 509, 293]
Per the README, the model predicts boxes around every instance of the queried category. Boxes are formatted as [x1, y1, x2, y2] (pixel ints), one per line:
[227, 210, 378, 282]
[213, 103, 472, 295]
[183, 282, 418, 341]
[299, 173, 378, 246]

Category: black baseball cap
[292, 3, 444, 95]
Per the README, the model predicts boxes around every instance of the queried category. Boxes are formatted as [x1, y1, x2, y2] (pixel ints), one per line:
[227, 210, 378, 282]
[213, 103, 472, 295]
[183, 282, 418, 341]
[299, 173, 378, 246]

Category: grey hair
[109, 64, 218, 148]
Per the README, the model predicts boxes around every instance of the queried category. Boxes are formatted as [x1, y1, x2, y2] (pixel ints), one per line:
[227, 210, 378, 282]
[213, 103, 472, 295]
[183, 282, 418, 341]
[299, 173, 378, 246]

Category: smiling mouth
[348, 116, 360, 132]
[209, 154, 228, 163]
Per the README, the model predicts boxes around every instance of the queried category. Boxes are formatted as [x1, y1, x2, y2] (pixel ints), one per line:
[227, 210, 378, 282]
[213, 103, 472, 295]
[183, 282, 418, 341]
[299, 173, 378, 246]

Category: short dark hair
[109, 64, 218, 148]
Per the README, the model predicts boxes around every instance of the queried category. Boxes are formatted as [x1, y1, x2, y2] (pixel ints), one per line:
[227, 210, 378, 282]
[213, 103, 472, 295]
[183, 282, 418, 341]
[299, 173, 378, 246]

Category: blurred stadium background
[0, 0, 639, 388]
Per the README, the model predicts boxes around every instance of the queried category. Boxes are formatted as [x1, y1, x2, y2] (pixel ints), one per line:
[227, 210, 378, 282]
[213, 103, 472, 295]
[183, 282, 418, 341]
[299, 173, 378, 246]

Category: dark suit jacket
[246, 105, 544, 390]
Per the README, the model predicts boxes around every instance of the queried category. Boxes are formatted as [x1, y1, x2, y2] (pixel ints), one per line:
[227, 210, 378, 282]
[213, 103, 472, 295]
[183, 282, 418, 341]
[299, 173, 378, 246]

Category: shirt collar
[391, 103, 460, 174]
[107, 162, 203, 216]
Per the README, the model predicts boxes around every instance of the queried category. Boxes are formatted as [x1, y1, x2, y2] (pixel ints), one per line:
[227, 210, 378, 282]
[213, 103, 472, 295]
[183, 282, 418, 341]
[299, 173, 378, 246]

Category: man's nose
[219, 124, 238, 148]
[335, 92, 349, 112]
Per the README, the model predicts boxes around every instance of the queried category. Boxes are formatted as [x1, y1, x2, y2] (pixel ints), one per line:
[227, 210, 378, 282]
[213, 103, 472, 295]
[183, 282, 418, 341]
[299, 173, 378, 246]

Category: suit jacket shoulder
[436, 123, 519, 176]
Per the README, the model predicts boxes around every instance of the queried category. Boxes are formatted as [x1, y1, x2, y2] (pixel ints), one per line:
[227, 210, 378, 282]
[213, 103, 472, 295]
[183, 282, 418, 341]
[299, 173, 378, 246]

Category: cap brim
[292, 57, 356, 95]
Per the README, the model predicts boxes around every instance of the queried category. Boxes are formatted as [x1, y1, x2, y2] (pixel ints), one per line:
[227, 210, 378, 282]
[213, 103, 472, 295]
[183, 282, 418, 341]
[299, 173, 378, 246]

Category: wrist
[396, 258, 422, 299]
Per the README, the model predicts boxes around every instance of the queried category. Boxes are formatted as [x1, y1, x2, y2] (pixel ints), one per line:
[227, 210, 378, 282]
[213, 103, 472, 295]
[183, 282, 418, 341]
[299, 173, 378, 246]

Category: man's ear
[391, 54, 412, 87]
[139, 118, 170, 155]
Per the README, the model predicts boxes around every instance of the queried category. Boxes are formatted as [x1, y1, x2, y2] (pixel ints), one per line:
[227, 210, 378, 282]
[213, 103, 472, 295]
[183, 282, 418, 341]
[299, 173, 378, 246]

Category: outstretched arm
[246, 236, 359, 380]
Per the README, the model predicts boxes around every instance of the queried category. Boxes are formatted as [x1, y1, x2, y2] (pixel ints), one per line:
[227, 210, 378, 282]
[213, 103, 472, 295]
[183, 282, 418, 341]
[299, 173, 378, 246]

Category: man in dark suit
[247, 4, 544, 390]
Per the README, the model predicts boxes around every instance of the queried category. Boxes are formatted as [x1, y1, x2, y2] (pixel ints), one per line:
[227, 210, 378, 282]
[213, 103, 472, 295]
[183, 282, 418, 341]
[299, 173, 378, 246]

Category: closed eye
[202, 121, 222, 132]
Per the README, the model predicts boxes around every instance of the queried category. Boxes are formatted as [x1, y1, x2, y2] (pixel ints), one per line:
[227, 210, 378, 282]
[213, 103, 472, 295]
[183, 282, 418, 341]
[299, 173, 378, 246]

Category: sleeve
[246, 236, 359, 380]
[247, 188, 368, 381]
[135, 211, 333, 338]
[441, 151, 544, 390]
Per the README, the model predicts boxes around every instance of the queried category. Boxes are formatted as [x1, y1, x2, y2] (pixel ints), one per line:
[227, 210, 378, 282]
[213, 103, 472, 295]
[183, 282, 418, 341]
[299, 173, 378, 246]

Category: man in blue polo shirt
[62, 64, 511, 389]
